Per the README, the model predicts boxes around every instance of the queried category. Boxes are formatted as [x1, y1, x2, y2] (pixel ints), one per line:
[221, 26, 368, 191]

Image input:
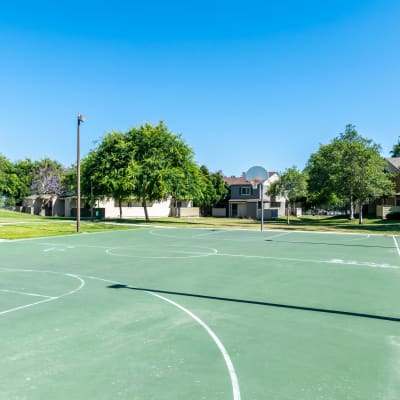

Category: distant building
[370, 157, 400, 218]
[21, 195, 199, 219]
[224, 172, 286, 219]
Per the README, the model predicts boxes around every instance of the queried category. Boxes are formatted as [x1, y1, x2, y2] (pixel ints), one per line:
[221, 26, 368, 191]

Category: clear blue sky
[1, 0, 399, 176]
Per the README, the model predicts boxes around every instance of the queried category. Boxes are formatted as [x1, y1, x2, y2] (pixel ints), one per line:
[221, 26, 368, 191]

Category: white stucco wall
[101, 198, 172, 218]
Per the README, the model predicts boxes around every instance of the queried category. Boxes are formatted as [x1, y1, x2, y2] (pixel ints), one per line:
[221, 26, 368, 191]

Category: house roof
[25, 194, 54, 200]
[385, 158, 400, 173]
[224, 176, 249, 185]
[224, 172, 277, 186]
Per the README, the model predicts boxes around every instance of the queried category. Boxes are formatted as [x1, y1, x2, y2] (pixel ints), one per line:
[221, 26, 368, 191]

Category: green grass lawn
[111, 215, 400, 234]
[0, 209, 136, 239]
[0, 208, 44, 222]
[1, 209, 399, 239]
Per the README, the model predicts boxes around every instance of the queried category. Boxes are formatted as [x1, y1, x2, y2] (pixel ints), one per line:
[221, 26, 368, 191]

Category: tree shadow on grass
[108, 284, 400, 323]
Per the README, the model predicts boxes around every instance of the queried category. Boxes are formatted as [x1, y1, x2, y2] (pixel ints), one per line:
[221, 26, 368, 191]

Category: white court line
[0, 289, 55, 299]
[105, 246, 218, 259]
[267, 232, 291, 239]
[216, 252, 400, 269]
[393, 236, 400, 257]
[0, 269, 85, 316]
[0, 297, 56, 316]
[195, 230, 227, 238]
[82, 274, 241, 400]
[149, 291, 241, 400]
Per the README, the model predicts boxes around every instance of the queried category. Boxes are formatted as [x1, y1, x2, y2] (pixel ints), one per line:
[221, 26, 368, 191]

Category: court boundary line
[0, 224, 396, 245]
[0, 289, 55, 299]
[0, 268, 85, 316]
[148, 291, 241, 400]
[82, 274, 241, 400]
[392, 236, 400, 257]
[215, 252, 400, 269]
[105, 246, 218, 259]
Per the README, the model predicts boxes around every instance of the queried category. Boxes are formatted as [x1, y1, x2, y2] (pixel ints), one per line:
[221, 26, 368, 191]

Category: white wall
[101, 198, 172, 218]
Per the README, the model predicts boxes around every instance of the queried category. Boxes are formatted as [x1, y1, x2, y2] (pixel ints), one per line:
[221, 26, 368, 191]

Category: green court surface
[1, 227, 400, 399]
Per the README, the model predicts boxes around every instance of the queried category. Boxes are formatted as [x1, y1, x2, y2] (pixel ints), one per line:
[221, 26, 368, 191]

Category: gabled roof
[385, 158, 400, 173]
[224, 176, 249, 185]
[25, 194, 55, 200]
[224, 172, 277, 186]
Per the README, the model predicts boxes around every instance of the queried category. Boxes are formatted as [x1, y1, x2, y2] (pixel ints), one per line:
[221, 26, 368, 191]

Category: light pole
[90, 175, 94, 220]
[76, 113, 85, 233]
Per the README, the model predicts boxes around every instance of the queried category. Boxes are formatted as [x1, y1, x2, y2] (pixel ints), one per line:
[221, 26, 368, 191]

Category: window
[240, 187, 252, 196]
[270, 202, 281, 208]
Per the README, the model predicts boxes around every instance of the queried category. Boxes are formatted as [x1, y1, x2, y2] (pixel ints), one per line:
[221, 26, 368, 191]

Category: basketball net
[250, 179, 261, 189]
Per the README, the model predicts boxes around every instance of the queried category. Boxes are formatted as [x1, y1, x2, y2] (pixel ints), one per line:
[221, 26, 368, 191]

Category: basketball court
[1, 226, 399, 399]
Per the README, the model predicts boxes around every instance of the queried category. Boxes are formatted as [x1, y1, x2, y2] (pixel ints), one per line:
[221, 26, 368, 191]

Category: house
[22, 195, 62, 216]
[21, 195, 199, 219]
[371, 157, 400, 218]
[224, 173, 286, 219]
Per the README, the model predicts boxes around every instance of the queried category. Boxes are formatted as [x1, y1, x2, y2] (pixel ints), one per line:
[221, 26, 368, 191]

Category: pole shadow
[107, 284, 400, 323]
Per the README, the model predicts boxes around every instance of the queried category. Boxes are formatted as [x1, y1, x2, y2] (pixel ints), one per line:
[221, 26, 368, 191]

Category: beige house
[22, 194, 64, 216]
[21, 195, 199, 219]
[372, 157, 400, 218]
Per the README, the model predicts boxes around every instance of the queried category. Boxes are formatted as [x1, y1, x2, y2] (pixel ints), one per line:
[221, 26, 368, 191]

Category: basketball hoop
[250, 179, 261, 190]
[245, 166, 268, 185]
[246, 165, 268, 232]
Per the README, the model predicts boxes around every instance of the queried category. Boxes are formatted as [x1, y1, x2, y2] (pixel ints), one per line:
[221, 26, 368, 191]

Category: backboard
[246, 166, 268, 187]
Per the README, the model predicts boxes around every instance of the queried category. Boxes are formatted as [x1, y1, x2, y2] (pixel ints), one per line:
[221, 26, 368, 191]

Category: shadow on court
[108, 284, 400, 323]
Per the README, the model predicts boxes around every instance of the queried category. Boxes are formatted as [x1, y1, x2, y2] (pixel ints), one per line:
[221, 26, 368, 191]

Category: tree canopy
[30, 158, 64, 195]
[268, 166, 308, 224]
[193, 166, 229, 216]
[82, 121, 203, 220]
[306, 124, 394, 223]
[390, 137, 400, 157]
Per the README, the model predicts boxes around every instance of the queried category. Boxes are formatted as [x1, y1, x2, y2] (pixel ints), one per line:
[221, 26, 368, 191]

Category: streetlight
[90, 175, 94, 220]
[76, 113, 85, 233]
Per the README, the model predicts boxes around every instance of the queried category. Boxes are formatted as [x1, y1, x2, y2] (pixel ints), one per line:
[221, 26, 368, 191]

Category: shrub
[386, 212, 400, 220]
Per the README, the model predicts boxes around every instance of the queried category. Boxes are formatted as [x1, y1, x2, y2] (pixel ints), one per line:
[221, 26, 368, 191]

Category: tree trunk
[118, 199, 122, 219]
[358, 202, 363, 224]
[349, 196, 354, 220]
[286, 200, 290, 224]
[142, 197, 150, 222]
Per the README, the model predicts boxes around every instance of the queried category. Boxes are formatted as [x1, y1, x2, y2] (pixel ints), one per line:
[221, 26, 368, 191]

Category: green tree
[268, 167, 308, 224]
[81, 131, 137, 218]
[390, 137, 400, 157]
[193, 166, 228, 216]
[82, 121, 201, 221]
[60, 167, 77, 196]
[0, 155, 14, 203]
[0, 156, 35, 206]
[167, 162, 204, 215]
[12, 159, 36, 205]
[30, 158, 64, 195]
[306, 124, 394, 223]
[125, 122, 200, 221]
[28, 158, 65, 213]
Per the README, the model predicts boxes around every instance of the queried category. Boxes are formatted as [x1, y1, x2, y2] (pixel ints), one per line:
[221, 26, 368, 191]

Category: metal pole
[90, 175, 94, 220]
[77, 116, 81, 233]
[260, 182, 264, 232]
[76, 113, 85, 233]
